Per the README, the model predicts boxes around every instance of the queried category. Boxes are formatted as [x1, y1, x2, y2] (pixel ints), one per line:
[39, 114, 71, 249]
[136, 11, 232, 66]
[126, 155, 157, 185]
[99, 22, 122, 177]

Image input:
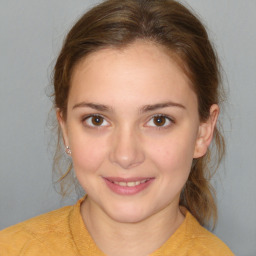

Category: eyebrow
[72, 101, 185, 112]
[72, 102, 111, 112]
[140, 102, 185, 113]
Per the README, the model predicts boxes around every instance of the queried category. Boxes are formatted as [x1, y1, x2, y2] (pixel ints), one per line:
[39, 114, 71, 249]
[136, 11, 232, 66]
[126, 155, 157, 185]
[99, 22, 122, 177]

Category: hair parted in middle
[53, 0, 225, 229]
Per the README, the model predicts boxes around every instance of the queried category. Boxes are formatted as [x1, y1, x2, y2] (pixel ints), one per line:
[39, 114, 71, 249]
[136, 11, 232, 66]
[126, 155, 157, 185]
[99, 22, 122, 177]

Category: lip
[103, 176, 155, 196]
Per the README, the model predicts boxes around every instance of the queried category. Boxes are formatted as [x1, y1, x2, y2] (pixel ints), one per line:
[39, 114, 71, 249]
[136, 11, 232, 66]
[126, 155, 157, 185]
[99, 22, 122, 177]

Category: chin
[109, 212, 147, 224]
[104, 203, 152, 224]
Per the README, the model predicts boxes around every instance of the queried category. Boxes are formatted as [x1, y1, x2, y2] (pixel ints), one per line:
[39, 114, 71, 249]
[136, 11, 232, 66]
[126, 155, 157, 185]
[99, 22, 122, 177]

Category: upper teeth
[113, 179, 149, 187]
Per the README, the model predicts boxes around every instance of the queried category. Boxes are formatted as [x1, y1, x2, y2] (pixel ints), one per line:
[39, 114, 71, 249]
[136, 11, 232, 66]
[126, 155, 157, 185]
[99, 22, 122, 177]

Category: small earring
[65, 146, 72, 155]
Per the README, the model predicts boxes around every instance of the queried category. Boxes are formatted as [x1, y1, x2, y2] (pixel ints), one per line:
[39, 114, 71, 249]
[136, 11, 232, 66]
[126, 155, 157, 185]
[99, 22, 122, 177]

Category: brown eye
[153, 116, 166, 126]
[91, 116, 104, 126]
[84, 115, 108, 127]
[147, 115, 172, 128]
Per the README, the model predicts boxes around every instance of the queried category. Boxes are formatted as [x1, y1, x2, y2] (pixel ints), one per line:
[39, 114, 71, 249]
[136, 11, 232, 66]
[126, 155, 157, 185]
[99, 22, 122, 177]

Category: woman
[0, 0, 234, 255]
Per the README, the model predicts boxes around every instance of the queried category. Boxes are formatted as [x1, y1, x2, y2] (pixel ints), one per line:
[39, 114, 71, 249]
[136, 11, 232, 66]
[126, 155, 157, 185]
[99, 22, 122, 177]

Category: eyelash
[82, 114, 110, 128]
[81, 114, 174, 129]
[146, 114, 174, 129]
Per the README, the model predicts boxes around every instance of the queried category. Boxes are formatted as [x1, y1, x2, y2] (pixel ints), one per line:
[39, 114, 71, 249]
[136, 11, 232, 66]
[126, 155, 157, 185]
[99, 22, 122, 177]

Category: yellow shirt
[0, 198, 234, 256]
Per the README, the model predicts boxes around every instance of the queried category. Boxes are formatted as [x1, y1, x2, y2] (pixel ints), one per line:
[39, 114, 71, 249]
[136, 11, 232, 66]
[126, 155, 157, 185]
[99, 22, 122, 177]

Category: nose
[109, 126, 145, 170]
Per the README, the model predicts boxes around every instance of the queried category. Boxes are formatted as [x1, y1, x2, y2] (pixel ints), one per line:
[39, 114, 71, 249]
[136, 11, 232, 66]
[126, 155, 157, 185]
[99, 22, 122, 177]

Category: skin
[58, 41, 219, 256]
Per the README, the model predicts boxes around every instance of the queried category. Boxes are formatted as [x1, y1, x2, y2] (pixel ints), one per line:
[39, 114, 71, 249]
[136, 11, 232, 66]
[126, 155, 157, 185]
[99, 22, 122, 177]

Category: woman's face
[59, 41, 215, 223]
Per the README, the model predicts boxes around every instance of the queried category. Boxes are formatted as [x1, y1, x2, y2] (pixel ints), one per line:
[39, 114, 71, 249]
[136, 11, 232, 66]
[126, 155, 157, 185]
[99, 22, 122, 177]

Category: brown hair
[53, 0, 225, 228]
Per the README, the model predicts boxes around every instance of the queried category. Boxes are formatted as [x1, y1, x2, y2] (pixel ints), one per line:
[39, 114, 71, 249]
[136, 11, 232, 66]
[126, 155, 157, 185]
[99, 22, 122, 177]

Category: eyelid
[145, 114, 174, 128]
[81, 113, 174, 129]
[82, 114, 110, 128]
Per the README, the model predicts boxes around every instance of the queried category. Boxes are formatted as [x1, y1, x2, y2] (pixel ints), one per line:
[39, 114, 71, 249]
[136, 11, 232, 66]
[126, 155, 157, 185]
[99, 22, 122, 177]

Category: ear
[56, 109, 69, 147]
[193, 104, 219, 158]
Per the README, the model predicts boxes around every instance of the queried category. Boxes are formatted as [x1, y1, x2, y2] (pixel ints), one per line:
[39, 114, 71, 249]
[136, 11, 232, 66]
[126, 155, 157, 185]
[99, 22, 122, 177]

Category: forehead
[72, 41, 189, 79]
[69, 41, 197, 109]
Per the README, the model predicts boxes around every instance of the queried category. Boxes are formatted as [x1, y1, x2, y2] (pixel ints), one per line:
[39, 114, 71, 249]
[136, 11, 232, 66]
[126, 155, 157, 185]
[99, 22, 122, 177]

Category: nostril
[109, 146, 145, 169]
[109, 129, 145, 169]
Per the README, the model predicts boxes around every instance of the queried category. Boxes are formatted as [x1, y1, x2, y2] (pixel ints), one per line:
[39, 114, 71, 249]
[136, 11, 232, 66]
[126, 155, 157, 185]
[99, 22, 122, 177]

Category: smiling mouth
[103, 177, 155, 195]
[111, 179, 151, 187]
[103, 177, 154, 194]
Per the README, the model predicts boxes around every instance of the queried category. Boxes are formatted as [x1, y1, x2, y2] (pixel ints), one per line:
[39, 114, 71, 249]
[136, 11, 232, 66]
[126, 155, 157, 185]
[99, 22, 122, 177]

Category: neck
[81, 197, 184, 256]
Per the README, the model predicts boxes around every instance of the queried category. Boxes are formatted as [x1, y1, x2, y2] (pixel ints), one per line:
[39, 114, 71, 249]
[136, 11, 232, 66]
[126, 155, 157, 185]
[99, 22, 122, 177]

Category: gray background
[0, 1, 255, 255]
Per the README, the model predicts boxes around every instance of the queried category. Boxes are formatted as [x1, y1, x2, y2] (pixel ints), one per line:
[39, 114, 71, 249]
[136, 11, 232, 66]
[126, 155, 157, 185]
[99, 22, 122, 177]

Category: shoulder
[185, 211, 234, 256]
[0, 205, 74, 256]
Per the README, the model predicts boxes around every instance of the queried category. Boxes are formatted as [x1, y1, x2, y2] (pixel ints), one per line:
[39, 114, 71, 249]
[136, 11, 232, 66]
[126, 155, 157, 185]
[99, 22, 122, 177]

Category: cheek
[147, 134, 196, 176]
[70, 135, 107, 174]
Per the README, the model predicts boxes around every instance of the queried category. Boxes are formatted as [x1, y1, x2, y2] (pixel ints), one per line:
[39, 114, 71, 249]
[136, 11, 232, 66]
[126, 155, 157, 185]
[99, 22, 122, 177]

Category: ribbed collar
[69, 197, 106, 255]
[69, 197, 197, 256]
